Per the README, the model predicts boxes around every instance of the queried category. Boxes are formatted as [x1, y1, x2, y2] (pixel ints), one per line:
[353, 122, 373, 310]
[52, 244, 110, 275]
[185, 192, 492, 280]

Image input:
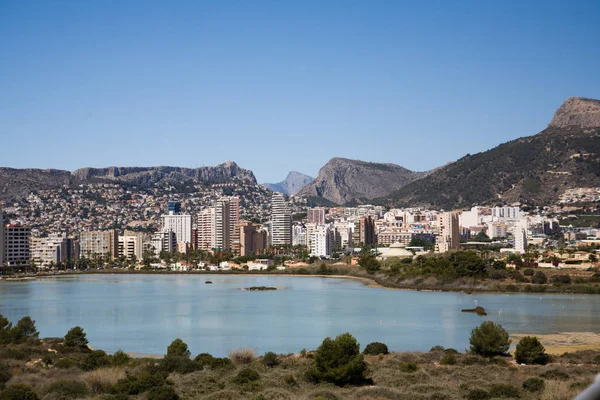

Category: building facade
[79, 230, 118, 260]
[3, 225, 31, 267]
[271, 193, 291, 246]
[307, 207, 326, 225]
[161, 214, 192, 244]
[435, 212, 460, 253]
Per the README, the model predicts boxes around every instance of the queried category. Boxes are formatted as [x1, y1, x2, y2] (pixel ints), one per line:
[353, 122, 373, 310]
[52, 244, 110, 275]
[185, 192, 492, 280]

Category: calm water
[0, 275, 599, 357]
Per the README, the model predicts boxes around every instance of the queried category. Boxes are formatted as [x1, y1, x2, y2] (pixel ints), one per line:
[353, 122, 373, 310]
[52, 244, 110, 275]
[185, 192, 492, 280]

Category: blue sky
[1, 1, 599, 183]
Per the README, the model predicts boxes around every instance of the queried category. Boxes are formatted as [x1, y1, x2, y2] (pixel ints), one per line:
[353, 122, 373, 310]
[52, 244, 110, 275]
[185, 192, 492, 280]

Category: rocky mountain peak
[548, 97, 600, 129]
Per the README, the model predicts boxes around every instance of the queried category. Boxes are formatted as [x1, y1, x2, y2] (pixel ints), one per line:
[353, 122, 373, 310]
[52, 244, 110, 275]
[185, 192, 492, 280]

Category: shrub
[469, 321, 511, 357]
[82, 350, 111, 371]
[45, 380, 89, 399]
[159, 355, 198, 374]
[305, 333, 368, 386]
[429, 345, 445, 352]
[83, 367, 126, 394]
[166, 339, 190, 357]
[262, 352, 279, 367]
[0, 366, 10, 390]
[283, 374, 297, 387]
[489, 270, 507, 280]
[399, 362, 418, 372]
[551, 274, 572, 284]
[195, 353, 234, 370]
[64, 326, 88, 348]
[540, 368, 570, 380]
[112, 370, 166, 395]
[531, 271, 548, 284]
[594, 355, 600, 365]
[523, 268, 534, 276]
[515, 336, 550, 365]
[488, 384, 520, 398]
[363, 342, 389, 355]
[439, 352, 456, 365]
[466, 389, 490, 400]
[110, 350, 129, 366]
[233, 368, 260, 385]
[146, 386, 179, 400]
[0, 384, 39, 400]
[11, 317, 39, 343]
[54, 358, 78, 369]
[522, 378, 545, 392]
[229, 348, 255, 364]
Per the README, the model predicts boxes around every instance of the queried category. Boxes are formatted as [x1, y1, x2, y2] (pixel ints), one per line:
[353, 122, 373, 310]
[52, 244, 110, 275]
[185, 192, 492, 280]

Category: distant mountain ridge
[297, 158, 430, 204]
[0, 161, 256, 202]
[263, 171, 314, 195]
[380, 97, 600, 209]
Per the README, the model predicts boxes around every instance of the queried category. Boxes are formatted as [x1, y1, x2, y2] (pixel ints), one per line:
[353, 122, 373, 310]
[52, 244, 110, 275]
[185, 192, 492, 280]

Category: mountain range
[1, 97, 599, 209]
[263, 171, 314, 195]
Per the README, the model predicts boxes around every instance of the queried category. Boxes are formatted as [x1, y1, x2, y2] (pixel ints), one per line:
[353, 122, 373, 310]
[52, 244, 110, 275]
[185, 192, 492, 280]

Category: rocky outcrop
[0, 162, 256, 202]
[263, 171, 314, 195]
[548, 97, 600, 129]
[297, 158, 428, 204]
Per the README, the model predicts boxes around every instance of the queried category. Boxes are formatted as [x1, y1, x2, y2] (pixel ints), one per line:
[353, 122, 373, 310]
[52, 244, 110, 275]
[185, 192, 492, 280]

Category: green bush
[158, 355, 198, 374]
[305, 333, 368, 386]
[110, 350, 130, 366]
[551, 274, 572, 284]
[166, 339, 190, 357]
[531, 271, 548, 284]
[54, 358, 78, 369]
[466, 389, 490, 400]
[469, 321, 511, 357]
[194, 353, 234, 370]
[82, 350, 110, 371]
[399, 362, 418, 372]
[488, 384, 520, 398]
[11, 317, 39, 344]
[363, 342, 389, 355]
[45, 380, 89, 399]
[64, 326, 88, 348]
[0, 384, 39, 400]
[594, 355, 600, 365]
[515, 336, 550, 365]
[523, 268, 534, 276]
[146, 386, 179, 400]
[233, 368, 260, 385]
[440, 352, 456, 365]
[0, 365, 10, 390]
[522, 378, 545, 392]
[429, 345, 445, 352]
[112, 370, 167, 395]
[262, 352, 279, 367]
[540, 368, 570, 380]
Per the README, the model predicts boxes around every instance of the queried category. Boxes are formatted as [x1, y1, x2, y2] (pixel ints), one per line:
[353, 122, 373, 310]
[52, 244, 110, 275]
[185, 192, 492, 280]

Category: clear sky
[1, 1, 599, 183]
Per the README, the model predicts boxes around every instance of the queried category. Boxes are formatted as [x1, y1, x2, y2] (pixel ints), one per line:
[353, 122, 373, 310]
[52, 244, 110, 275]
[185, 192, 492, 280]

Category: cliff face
[297, 158, 428, 204]
[0, 161, 256, 202]
[548, 97, 600, 129]
[263, 171, 314, 195]
[382, 97, 600, 209]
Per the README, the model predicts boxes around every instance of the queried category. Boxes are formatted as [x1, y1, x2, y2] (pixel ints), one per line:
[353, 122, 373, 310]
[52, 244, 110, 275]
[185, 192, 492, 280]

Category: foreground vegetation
[1, 315, 599, 399]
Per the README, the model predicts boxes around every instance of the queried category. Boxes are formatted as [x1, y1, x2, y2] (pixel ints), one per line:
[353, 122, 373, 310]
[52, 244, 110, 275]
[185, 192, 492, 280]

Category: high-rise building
[79, 230, 119, 260]
[3, 225, 31, 267]
[307, 207, 326, 225]
[352, 216, 376, 246]
[292, 225, 307, 246]
[435, 212, 460, 253]
[30, 233, 79, 268]
[0, 209, 4, 267]
[150, 230, 177, 256]
[118, 235, 144, 260]
[228, 197, 240, 251]
[237, 221, 267, 256]
[214, 198, 231, 250]
[161, 214, 192, 244]
[514, 219, 528, 254]
[309, 225, 333, 257]
[197, 207, 216, 250]
[271, 193, 291, 246]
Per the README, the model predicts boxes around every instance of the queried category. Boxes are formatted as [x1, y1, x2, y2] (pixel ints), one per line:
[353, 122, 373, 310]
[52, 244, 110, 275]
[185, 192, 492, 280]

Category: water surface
[1, 274, 598, 357]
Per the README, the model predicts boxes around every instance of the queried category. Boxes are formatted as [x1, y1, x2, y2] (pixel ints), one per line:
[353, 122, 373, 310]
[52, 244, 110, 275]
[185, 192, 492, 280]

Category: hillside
[0, 161, 256, 202]
[263, 171, 314, 195]
[297, 158, 428, 204]
[381, 97, 600, 209]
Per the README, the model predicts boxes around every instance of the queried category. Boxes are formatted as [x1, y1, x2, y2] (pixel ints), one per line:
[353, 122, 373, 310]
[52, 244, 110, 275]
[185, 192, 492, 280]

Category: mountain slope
[263, 171, 314, 195]
[0, 162, 256, 202]
[381, 97, 600, 209]
[297, 158, 428, 204]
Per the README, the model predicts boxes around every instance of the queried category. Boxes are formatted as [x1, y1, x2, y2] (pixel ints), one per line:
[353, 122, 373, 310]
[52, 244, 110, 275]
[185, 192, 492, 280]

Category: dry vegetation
[1, 339, 599, 400]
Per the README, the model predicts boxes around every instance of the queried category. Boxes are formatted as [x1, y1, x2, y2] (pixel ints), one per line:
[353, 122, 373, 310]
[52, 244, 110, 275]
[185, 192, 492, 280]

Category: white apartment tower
[0, 209, 4, 267]
[270, 193, 291, 246]
[161, 214, 192, 244]
[309, 225, 333, 257]
[197, 207, 216, 250]
[435, 212, 460, 253]
[514, 219, 528, 254]
[214, 198, 231, 250]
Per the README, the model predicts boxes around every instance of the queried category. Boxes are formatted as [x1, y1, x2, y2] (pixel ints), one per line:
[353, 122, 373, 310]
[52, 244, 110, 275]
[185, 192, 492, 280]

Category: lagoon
[1, 274, 599, 357]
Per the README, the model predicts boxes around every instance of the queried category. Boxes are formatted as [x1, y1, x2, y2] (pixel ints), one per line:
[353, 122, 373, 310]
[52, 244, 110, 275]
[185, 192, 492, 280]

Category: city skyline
[2, 1, 600, 182]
